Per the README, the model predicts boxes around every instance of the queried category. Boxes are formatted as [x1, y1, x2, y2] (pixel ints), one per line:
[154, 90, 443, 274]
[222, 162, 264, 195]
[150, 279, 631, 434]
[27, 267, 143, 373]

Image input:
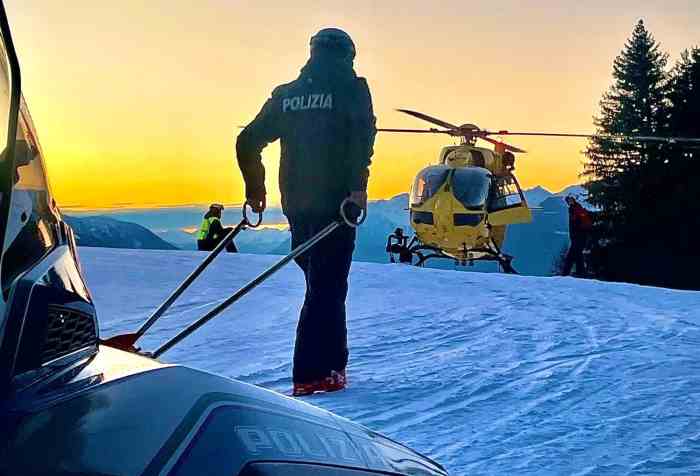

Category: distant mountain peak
[64, 215, 178, 251]
[525, 185, 552, 194]
[554, 184, 587, 197]
[523, 186, 554, 207]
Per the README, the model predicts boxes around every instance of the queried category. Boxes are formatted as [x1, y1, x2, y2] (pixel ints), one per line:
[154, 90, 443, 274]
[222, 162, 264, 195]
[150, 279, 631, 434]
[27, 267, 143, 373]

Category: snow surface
[80, 247, 700, 475]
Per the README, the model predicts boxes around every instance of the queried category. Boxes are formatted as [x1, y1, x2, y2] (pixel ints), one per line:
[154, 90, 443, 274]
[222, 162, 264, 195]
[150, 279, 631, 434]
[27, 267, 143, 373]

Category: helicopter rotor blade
[481, 130, 700, 143]
[477, 134, 527, 153]
[396, 109, 462, 131]
[377, 127, 453, 134]
[593, 135, 700, 143]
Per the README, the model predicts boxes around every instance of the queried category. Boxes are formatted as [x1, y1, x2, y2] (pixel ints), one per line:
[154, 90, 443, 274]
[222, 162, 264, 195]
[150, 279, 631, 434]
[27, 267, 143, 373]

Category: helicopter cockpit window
[471, 150, 486, 168]
[489, 174, 524, 211]
[410, 166, 450, 206]
[2, 99, 58, 292]
[451, 168, 491, 210]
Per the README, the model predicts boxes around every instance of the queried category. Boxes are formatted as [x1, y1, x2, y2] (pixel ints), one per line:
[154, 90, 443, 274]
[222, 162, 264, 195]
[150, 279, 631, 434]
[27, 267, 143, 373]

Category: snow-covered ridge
[84, 248, 700, 475]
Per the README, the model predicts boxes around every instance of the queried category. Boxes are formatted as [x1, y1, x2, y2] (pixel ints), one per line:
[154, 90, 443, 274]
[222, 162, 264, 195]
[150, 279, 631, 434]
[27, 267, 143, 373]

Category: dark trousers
[288, 215, 356, 383]
[197, 228, 238, 253]
[563, 233, 587, 276]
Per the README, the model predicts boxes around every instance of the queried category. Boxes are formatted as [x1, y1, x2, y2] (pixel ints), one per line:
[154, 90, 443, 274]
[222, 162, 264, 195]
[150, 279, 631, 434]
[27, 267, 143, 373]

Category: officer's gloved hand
[342, 191, 366, 224]
[348, 191, 367, 210]
[247, 196, 266, 214]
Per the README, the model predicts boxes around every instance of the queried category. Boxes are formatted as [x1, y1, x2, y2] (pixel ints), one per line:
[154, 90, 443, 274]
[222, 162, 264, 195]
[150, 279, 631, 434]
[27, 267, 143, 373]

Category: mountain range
[64, 215, 177, 250]
[64, 184, 583, 276]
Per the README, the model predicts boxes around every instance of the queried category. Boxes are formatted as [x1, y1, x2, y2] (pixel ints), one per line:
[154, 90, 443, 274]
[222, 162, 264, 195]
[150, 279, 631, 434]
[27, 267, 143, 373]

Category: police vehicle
[0, 5, 447, 475]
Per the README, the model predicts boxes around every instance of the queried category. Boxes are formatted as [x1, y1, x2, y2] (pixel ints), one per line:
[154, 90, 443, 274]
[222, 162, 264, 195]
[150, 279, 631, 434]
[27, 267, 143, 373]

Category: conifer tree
[665, 47, 700, 259]
[668, 47, 700, 139]
[581, 21, 684, 286]
[584, 20, 669, 225]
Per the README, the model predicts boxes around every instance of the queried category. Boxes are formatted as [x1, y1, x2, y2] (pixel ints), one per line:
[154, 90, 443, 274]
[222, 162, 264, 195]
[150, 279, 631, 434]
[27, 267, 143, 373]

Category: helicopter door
[487, 174, 532, 226]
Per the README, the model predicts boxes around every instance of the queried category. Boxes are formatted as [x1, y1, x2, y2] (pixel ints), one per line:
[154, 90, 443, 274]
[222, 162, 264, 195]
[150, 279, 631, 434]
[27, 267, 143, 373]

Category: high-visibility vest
[197, 217, 219, 240]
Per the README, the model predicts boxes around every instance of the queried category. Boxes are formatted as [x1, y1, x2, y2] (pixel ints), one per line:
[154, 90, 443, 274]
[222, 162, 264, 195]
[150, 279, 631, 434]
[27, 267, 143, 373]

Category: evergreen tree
[583, 19, 669, 231]
[580, 21, 700, 287]
[665, 47, 700, 258]
[668, 47, 700, 138]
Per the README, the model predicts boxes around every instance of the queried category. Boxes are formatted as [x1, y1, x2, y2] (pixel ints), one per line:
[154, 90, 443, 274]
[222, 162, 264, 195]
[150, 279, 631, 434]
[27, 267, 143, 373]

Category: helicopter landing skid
[386, 234, 518, 274]
[476, 240, 519, 274]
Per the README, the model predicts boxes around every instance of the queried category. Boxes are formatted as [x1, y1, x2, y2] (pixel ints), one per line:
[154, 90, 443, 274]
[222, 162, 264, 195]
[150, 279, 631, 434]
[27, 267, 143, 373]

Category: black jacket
[236, 55, 376, 217]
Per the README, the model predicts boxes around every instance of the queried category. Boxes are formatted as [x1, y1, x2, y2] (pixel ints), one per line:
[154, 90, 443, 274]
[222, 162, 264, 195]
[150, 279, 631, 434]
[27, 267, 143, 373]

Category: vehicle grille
[42, 306, 97, 363]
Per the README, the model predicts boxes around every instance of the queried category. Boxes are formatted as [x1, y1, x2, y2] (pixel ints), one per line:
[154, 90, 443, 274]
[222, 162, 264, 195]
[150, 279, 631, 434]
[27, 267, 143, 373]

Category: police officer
[197, 203, 238, 252]
[236, 28, 376, 396]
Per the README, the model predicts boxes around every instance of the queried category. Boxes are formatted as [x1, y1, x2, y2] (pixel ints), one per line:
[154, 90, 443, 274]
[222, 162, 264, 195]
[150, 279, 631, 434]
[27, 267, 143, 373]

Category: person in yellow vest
[196, 204, 238, 252]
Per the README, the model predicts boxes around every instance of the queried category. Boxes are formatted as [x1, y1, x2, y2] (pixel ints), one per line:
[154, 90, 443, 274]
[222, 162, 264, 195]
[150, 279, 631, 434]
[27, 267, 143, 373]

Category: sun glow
[6, 0, 698, 208]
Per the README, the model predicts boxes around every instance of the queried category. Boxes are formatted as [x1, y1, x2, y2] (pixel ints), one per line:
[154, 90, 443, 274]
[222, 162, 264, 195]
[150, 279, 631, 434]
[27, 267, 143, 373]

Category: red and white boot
[292, 370, 347, 397]
[292, 380, 324, 397]
[322, 369, 347, 393]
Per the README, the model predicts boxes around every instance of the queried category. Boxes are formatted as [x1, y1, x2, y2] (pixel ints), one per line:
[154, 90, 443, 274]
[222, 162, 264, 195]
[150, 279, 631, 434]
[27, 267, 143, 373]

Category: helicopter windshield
[451, 168, 491, 209]
[410, 166, 450, 206]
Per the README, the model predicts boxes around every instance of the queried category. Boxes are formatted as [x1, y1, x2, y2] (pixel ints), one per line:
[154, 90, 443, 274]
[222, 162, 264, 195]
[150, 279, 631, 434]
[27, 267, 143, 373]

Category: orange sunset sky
[5, 1, 699, 209]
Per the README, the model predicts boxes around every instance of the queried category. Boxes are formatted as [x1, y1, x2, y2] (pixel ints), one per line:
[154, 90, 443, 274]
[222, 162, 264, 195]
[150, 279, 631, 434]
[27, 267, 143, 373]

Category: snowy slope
[81, 248, 700, 475]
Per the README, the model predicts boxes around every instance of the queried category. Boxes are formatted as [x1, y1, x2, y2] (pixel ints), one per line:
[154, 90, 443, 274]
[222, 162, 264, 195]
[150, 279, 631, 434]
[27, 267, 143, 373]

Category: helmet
[310, 28, 356, 61]
[207, 203, 224, 218]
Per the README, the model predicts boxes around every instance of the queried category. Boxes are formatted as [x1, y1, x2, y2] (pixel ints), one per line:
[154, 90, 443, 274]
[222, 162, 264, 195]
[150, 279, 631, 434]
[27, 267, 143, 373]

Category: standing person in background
[236, 28, 376, 396]
[562, 195, 592, 277]
[197, 203, 238, 253]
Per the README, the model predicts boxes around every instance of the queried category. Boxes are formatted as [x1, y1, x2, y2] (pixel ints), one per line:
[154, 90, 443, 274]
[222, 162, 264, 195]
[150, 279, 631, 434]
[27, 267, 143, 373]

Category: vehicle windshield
[410, 165, 450, 205]
[451, 167, 491, 209]
[0, 25, 12, 321]
[0, 47, 8, 159]
[1, 98, 59, 293]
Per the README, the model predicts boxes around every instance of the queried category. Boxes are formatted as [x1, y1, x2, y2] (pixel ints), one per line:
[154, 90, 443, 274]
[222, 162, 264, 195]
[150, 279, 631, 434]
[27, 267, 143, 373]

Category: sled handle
[340, 197, 367, 228]
[242, 202, 263, 228]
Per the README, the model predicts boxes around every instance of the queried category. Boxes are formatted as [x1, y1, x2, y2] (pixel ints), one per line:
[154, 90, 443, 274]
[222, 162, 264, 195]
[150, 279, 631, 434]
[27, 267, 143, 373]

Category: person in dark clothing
[236, 28, 376, 396]
[197, 203, 238, 252]
[562, 195, 592, 276]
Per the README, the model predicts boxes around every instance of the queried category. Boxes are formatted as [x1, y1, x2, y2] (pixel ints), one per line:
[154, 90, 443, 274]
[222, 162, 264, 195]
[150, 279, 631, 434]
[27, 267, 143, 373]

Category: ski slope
[80, 247, 700, 475]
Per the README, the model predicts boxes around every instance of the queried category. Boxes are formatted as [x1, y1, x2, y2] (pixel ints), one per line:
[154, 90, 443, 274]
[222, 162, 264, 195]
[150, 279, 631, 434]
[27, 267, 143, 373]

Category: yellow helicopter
[379, 109, 700, 273]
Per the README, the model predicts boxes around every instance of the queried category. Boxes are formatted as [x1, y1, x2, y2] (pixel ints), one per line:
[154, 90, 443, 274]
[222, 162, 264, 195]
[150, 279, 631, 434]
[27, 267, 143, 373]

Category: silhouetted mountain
[261, 193, 410, 261]
[64, 215, 178, 250]
[64, 185, 581, 275]
[523, 186, 553, 207]
[153, 229, 197, 250]
[504, 196, 569, 275]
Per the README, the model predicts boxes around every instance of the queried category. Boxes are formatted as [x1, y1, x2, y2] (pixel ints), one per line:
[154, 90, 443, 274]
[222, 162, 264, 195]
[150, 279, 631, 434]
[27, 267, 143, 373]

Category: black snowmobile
[0, 4, 447, 475]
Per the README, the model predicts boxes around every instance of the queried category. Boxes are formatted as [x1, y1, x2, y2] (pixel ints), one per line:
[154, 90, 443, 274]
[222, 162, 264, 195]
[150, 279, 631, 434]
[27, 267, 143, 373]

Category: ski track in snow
[80, 247, 700, 475]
